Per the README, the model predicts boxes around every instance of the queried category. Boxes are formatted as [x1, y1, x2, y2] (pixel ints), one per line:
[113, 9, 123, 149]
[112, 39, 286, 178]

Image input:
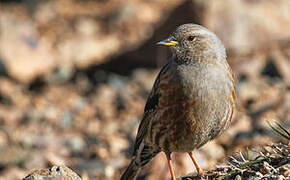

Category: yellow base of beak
[157, 39, 178, 46]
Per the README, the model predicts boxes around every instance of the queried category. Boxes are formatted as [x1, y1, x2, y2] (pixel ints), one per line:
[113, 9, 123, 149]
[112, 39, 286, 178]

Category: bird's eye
[187, 35, 196, 41]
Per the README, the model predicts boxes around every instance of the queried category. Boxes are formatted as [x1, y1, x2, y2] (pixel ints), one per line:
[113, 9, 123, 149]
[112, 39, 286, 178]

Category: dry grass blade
[274, 121, 290, 137]
[266, 119, 290, 141]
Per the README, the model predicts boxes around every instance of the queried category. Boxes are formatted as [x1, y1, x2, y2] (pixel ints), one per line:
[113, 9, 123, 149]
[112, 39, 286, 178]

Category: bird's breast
[163, 63, 234, 150]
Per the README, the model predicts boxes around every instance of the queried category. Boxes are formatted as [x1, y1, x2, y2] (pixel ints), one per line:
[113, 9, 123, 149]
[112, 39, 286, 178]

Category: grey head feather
[168, 23, 226, 64]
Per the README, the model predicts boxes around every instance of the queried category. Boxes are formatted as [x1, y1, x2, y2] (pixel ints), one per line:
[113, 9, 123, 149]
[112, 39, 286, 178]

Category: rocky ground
[0, 0, 289, 180]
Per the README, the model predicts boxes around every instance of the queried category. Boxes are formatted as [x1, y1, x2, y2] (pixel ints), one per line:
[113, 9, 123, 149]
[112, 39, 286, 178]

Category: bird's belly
[154, 96, 230, 153]
[162, 116, 226, 153]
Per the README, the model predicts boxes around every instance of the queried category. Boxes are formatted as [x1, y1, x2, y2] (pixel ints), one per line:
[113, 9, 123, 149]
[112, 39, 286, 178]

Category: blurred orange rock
[0, 0, 184, 83]
[203, 0, 290, 54]
[0, 14, 55, 83]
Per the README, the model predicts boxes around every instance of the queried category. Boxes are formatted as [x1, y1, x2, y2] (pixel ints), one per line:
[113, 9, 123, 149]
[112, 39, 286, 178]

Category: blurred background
[0, 0, 289, 179]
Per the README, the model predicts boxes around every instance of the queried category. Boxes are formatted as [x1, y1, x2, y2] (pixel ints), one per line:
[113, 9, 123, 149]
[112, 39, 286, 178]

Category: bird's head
[157, 24, 226, 63]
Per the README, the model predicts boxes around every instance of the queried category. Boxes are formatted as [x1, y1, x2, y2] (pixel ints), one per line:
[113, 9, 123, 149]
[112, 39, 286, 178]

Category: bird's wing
[133, 63, 170, 155]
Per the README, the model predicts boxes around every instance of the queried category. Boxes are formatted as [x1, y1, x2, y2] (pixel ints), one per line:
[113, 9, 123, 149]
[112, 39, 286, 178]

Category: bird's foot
[197, 169, 205, 178]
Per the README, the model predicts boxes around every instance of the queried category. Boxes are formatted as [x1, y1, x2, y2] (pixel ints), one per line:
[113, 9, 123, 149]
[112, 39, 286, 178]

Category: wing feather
[133, 63, 170, 155]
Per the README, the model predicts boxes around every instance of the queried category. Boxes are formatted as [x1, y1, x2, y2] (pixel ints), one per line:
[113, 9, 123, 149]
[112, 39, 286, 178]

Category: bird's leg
[188, 152, 205, 177]
[165, 152, 176, 180]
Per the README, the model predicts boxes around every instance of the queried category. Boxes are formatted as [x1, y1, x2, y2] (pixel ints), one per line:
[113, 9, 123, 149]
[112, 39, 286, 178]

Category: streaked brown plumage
[121, 24, 236, 180]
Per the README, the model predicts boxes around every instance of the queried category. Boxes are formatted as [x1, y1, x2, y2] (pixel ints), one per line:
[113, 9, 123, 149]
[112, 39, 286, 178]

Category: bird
[120, 23, 236, 180]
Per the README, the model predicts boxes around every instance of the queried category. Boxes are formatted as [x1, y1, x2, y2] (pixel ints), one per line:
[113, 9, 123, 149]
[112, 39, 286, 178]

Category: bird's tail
[121, 144, 160, 180]
[120, 159, 140, 180]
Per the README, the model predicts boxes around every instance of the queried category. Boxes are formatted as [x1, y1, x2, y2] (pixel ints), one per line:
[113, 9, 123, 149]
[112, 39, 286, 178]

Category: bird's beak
[157, 38, 178, 46]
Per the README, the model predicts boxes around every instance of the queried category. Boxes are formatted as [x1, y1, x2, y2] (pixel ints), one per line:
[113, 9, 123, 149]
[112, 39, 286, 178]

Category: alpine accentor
[121, 24, 236, 180]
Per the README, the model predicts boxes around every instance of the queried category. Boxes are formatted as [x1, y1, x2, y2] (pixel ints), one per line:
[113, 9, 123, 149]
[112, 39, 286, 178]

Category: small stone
[200, 141, 225, 160]
[275, 175, 285, 180]
[61, 111, 73, 129]
[255, 172, 263, 178]
[259, 161, 271, 175]
[66, 136, 86, 154]
[0, 131, 8, 146]
[104, 166, 115, 178]
[23, 166, 81, 180]
[96, 147, 110, 160]
[107, 134, 129, 156]
[278, 166, 290, 177]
